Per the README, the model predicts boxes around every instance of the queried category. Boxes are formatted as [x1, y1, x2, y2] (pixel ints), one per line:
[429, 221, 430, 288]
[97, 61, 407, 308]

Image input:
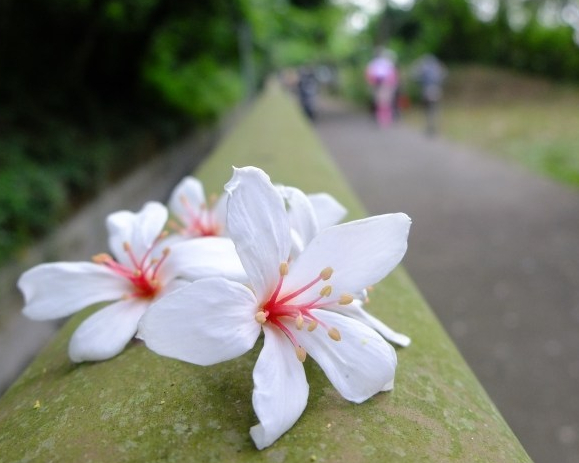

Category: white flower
[140, 167, 411, 449]
[279, 184, 411, 347]
[19, 201, 245, 363]
[167, 176, 228, 238]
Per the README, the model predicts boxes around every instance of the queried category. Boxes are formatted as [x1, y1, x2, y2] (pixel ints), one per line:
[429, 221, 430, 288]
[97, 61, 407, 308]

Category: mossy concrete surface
[0, 83, 532, 462]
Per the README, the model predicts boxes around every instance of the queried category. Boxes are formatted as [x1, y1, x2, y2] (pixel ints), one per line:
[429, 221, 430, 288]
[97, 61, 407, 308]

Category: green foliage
[368, 0, 579, 82]
[0, 149, 66, 262]
[145, 55, 243, 120]
[143, 12, 244, 120]
[0, 0, 359, 264]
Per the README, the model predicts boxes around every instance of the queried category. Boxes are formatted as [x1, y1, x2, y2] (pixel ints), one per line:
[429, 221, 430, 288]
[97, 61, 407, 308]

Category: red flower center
[93, 241, 170, 300]
[256, 262, 352, 361]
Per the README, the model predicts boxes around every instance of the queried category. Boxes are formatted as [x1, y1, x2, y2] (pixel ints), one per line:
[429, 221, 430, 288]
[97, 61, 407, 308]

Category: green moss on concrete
[0, 83, 532, 462]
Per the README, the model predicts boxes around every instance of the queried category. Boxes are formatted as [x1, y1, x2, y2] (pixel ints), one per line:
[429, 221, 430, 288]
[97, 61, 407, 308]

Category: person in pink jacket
[366, 48, 398, 128]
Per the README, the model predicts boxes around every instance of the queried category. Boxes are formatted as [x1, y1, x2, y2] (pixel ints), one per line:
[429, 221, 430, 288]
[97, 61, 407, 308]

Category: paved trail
[313, 99, 579, 463]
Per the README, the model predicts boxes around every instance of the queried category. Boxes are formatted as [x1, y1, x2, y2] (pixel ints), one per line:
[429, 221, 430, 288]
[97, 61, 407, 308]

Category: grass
[405, 65, 579, 189]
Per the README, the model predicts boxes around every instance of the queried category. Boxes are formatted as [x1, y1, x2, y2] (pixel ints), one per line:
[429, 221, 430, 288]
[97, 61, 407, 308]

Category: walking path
[313, 99, 579, 463]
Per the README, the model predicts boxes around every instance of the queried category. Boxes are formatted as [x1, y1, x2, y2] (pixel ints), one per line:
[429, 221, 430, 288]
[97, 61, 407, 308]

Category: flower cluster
[19, 166, 411, 449]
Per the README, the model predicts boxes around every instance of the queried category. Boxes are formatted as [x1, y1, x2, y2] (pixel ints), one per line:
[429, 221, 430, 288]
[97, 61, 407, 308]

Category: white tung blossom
[167, 176, 228, 238]
[139, 167, 411, 449]
[19, 201, 245, 363]
[279, 182, 411, 347]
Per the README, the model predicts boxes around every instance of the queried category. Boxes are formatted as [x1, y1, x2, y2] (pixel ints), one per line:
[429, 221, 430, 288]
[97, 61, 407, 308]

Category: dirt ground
[313, 98, 579, 463]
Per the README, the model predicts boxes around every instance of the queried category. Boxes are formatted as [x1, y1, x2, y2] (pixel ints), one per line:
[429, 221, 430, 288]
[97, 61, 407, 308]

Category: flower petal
[292, 310, 397, 403]
[250, 324, 309, 449]
[279, 185, 319, 250]
[107, 202, 168, 265]
[68, 298, 146, 362]
[168, 176, 206, 226]
[225, 167, 291, 302]
[307, 193, 347, 229]
[284, 213, 411, 303]
[161, 237, 247, 283]
[19, 262, 127, 320]
[138, 277, 260, 366]
[328, 299, 411, 347]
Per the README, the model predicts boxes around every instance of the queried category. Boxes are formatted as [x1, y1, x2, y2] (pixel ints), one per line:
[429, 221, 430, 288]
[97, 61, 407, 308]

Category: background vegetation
[1, 0, 578, 263]
[0, 0, 351, 263]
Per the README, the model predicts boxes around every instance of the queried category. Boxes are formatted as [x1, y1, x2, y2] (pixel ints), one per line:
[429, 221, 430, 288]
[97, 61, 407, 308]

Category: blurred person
[413, 54, 447, 136]
[365, 48, 398, 128]
[297, 66, 318, 121]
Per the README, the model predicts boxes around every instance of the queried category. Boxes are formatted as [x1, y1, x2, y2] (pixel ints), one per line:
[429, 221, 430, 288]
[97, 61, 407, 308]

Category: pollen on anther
[92, 253, 110, 264]
[255, 311, 267, 324]
[319, 285, 332, 297]
[296, 314, 304, 330]
[339, 294, 354, 305]
[123, 242, 131, 252]
[279, 262, 289, 276]
[296, 346, 307, 362]
[308, 320, 318, 332]
[328, 327, 341, 341]
[320, 267, 333, 281]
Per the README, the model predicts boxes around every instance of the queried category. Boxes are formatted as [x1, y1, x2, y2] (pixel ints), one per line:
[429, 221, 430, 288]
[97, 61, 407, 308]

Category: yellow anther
[296, 346, 307, 362]
[134, 270, 142, 277]
[279, 262, 289, 276]
[92, 253, 111, 264]
[160, 230, 169, 239]
[123, 242, 131, 252]
[319, 285, 332, 297]
[308, 320, 318, 332]
[162, 247, 170, 256]
[255, 311, 267, 324]
[339, 294, 354, 305]
[167, 219, 181, 231]
[296, 314, 304, 330]
[320, 267, 333, 281]
[150, 258, 159, 265]
[328, 327, 341, 341]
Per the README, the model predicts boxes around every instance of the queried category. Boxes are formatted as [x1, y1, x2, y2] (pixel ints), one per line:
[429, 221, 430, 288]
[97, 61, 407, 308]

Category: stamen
[328, 327, 341, 341]
[167, 219, 182, 232]
[255, 311, 267, 324]
[308, 320, 318, 332]
[320, 267, 333, 281]
[151, 248, 170, 280]
[319, 285, 332, 297]
[92, 253, 111, 264]
[208, 193, 219, 207]
[279, 262, 289, 276]
[339, 294, 354, 305]
[296, 314, 304, 330]
[296, 346, 307, 362]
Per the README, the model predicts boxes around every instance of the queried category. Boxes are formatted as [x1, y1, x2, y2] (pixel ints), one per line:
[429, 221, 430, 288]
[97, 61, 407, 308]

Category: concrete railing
[0, 84, 532, 462]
